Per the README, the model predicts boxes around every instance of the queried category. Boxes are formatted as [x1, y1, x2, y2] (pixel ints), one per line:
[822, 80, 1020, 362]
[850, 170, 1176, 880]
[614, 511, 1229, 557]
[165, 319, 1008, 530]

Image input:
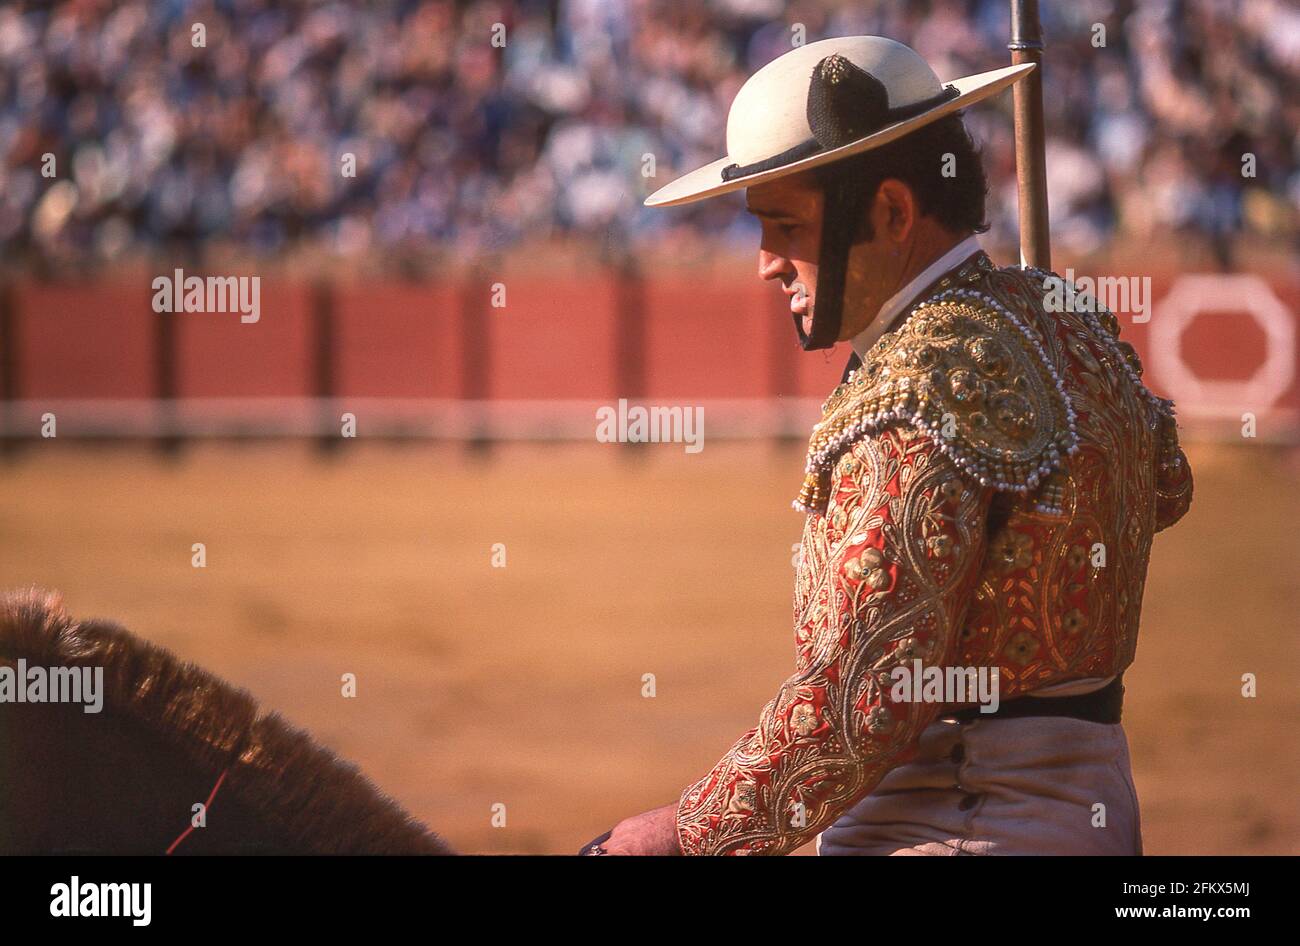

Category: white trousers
[818, 715, 1143, 855]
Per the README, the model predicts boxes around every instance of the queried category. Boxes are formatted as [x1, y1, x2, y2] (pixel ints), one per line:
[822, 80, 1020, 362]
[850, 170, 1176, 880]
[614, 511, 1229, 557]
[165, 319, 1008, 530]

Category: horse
[0, 589, 453, 855]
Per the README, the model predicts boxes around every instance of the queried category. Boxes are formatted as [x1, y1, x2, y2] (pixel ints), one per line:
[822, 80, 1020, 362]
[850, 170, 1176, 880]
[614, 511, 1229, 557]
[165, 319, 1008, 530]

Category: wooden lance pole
[1009, 0, 1051, 270]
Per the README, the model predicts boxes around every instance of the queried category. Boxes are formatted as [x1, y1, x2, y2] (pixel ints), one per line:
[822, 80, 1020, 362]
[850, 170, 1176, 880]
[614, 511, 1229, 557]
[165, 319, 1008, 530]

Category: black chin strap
[795, 163, 872, 351]
[785, 53, 947, 351]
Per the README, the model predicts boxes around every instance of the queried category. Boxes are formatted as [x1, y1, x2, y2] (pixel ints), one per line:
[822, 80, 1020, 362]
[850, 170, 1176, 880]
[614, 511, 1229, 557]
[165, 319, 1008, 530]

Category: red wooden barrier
[2, 264, 1295, 440]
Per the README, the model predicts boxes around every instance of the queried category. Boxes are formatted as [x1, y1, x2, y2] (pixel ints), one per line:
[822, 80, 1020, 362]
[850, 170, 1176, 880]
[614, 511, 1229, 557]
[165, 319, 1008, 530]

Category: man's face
[747, 172, 923, 344]
[745, 174, 825, 340]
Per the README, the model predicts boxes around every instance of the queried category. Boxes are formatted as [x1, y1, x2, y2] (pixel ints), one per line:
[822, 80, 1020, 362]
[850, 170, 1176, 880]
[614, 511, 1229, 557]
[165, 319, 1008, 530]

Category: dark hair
[815, 112, 990, 240]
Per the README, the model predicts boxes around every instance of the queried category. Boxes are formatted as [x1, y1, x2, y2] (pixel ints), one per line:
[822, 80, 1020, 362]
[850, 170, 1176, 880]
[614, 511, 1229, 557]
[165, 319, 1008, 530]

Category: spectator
[0, 0, 1294, 271]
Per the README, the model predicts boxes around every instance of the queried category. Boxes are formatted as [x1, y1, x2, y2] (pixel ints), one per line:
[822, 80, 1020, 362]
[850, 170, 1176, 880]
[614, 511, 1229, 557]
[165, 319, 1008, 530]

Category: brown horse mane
[0, 588, 454, 854]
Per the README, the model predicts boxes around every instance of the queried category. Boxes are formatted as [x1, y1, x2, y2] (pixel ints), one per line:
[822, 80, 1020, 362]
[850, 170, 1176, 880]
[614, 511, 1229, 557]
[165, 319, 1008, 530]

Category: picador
[583, 35, 1193, 856]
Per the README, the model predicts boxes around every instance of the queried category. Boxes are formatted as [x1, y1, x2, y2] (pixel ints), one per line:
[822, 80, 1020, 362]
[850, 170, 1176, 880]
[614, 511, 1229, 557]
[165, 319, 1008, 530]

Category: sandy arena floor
[1, 440, 1295, 854]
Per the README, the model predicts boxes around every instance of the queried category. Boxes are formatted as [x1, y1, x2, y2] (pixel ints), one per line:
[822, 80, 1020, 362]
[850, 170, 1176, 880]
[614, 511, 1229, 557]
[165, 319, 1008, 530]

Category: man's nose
[758, 249, 791, 283]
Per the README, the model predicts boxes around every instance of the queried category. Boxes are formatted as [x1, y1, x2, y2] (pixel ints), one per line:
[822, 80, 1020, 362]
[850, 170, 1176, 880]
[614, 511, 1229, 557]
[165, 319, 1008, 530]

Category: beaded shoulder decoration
[794, 281, 1079, 513]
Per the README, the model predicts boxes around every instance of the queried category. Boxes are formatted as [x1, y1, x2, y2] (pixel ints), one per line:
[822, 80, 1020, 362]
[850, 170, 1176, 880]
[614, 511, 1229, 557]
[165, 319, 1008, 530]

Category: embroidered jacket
[676, 253, 1194, 855]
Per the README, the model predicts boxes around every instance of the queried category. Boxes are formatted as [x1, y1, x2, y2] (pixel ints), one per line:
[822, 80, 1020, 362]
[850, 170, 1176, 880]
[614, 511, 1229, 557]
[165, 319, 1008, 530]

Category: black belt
[947, 675, 1124, 725]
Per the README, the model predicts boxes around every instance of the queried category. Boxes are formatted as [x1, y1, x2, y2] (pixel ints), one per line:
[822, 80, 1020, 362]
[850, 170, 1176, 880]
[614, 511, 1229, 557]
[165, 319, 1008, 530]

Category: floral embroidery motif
[844, 547, 891, 590]
[989, 528, 1034, 572]
[790, 703, 818, 736]
[927, 534, 954, 558]
[1004, 630, 1041, 665]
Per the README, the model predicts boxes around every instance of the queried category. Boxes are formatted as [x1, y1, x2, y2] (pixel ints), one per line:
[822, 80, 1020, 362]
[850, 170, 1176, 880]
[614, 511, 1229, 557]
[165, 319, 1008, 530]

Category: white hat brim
[644, 62, 1034, 208]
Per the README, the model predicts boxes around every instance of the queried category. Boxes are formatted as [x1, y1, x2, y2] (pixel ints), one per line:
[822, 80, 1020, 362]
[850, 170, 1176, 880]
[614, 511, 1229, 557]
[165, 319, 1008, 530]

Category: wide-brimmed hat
[645, 36, 1033, 208]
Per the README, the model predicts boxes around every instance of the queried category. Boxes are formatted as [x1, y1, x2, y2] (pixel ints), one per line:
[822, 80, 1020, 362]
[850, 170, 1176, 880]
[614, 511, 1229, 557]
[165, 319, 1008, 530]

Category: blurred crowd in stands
[1, 0, 1296, 271]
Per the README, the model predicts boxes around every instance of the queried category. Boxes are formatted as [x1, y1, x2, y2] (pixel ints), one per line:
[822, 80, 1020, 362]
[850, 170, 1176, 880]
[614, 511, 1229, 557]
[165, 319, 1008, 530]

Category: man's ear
[876, 179, 917, 242]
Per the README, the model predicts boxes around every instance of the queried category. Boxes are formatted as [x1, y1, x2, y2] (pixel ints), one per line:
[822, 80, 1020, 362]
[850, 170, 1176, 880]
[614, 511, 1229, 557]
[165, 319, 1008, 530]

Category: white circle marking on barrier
[1149, 274, 1295, 417]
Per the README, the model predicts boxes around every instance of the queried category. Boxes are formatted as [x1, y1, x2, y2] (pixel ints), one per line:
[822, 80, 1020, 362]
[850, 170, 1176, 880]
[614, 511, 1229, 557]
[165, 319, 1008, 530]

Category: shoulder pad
[795, 288, 1079, 513]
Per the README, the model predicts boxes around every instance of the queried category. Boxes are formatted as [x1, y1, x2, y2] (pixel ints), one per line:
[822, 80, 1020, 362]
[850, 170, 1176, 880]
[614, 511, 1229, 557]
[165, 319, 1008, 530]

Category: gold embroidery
[795, 285, 1077, 512]
[677, 429, 991, 855]
[959, 264, 1191, 685]
[677, 259, 1194, 855]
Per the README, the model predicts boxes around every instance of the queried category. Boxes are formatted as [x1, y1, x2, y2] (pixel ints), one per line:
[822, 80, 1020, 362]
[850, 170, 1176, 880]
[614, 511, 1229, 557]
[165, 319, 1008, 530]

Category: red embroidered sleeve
[676, 426, 992, 855]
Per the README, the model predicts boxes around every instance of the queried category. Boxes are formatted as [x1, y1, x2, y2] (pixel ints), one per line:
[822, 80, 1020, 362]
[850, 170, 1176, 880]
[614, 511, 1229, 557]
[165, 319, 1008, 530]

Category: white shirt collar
[849, 235, 984, 361]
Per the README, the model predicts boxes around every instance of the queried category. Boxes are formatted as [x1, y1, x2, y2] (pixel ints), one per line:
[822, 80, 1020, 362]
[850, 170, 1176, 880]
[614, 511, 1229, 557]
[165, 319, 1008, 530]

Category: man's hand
[596, 804, 683, 855]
